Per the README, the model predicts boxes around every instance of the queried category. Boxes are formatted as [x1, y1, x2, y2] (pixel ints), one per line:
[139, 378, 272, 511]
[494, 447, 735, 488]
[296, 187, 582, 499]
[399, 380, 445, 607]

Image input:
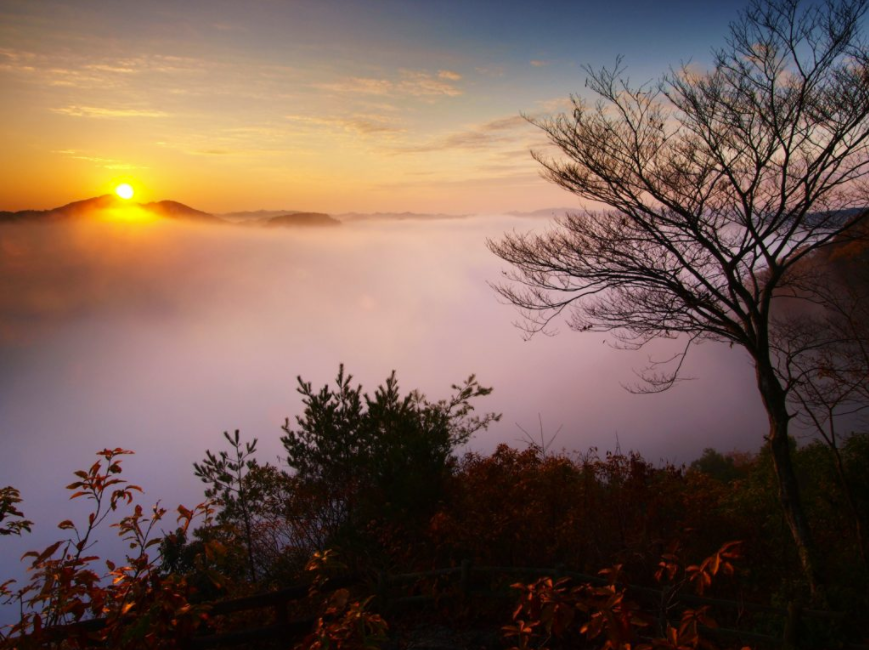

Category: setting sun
[115, 183, 134, 200]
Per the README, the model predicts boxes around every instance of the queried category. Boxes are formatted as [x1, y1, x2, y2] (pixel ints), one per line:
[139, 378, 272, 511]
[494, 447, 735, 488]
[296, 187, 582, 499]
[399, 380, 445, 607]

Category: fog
[0, 215, 767, 608]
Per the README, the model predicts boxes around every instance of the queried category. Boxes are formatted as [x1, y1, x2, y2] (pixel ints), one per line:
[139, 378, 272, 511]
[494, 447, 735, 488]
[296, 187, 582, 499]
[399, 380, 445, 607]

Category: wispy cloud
[51, 105, 169, 118]
[317, 69, 462, 99]
[394, 115, 531, 154]
[474, 66, 505, 78]
[536, 97, 573, 113]
[285, 113, 404, 137]
[375, 170, 542, 190]
[437, 70, 462, 81]
[530, 59, 550, 67]
[52, 149, 147, 170]
[154, 124, 302, 157]
[0, 47, 37, 73]
[84, 63, 138, 74]
[0, 48, 210, 93]
[317, 77, 393, 95]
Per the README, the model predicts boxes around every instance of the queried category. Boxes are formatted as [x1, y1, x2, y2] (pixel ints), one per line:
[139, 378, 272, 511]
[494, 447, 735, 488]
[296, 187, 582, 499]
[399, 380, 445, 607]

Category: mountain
[506, 207, 578, 219]
[0, 194, 127, 222]
[263, 212, 340, 228]
[219, 209, 303, 222]
[0, 196, 348, 228]
[0, 195, 226, 225]
[140, 200, 225, 224]
[336, 211, 469, 222]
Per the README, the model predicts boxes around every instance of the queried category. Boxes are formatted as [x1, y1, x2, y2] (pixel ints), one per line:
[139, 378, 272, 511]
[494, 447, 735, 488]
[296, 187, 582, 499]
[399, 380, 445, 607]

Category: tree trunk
[755, 360, 825, 602]
[829, 442, 869, 569]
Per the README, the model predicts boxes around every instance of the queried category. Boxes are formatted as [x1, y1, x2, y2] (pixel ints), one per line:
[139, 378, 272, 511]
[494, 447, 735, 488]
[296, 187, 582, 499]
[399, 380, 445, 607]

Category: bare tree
[772, 229, 869, 566]
[489, 0, 869, 599]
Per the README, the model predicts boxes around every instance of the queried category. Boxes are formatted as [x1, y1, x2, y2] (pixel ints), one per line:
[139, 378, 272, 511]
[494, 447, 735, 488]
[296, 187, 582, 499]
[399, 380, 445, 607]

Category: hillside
[0, 195, 226, 225]
[263, 212, 341, 228]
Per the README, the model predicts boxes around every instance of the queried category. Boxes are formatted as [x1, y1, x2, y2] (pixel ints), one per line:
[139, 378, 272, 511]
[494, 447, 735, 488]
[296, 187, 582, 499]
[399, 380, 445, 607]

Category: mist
[0, 214, 768, 602]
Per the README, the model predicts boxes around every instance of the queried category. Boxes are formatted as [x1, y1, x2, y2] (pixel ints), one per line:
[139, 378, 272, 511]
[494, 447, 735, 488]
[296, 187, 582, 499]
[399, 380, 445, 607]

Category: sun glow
[115, 183, 134, 200]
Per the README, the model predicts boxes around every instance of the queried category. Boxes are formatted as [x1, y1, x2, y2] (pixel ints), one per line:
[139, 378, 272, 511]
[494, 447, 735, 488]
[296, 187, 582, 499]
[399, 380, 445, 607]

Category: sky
[0, 0, 751, 214]
[0, 0, 815, 615]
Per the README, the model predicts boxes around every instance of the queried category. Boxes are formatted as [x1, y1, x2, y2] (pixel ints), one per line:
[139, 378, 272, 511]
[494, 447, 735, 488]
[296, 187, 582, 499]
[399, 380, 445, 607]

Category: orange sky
[0, 0, 745, 214]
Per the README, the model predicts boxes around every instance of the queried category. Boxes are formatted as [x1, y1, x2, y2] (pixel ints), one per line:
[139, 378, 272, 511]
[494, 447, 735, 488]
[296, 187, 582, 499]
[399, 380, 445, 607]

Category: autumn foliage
[2, 369, 867, 648]
[0, 449, 216, 649]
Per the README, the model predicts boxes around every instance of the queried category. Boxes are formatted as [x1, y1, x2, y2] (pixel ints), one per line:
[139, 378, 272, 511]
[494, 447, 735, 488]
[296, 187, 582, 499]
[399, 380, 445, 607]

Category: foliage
[428, 445, 734, 575]
[170, 367, 501, 586]
[772, 223, 869, 567]
[0, 487, 31, 537]
[194, 430, 260, 582]
[297, 550, 388, 650]
[281, 366, 500, 544]
[3, 434, 868, 647]
[488, 0, 869, 597]
[504, 542, 747, 650]
[689, 450, 747, 485]
[1, 449, 215, 649]
[299, 593, 388, 650]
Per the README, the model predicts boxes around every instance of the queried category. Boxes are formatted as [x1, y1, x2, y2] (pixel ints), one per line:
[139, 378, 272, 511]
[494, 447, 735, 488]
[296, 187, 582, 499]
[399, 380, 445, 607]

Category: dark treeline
[2, 365, 868, 649]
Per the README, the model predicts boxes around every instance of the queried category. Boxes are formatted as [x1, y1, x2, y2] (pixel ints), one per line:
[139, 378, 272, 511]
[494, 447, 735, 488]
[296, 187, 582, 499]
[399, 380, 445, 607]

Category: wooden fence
[36, 563, 865, 649]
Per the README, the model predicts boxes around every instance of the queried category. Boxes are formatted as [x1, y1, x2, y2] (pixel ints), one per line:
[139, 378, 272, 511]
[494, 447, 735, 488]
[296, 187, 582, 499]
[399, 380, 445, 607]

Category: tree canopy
[489, 0, 869, 599]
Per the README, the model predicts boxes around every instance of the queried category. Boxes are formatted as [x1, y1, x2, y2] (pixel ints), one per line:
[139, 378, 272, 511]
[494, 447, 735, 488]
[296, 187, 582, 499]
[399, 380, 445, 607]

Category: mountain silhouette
[139, 200, 224, 224]
[0, 195, 125, 222]
[0, 196, 348, 228]
[0, 195, 225, 224]
[263, 212, 340, 228]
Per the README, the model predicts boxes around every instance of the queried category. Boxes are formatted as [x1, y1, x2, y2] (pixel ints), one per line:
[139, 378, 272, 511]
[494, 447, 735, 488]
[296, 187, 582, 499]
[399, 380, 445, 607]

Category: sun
[115, 183, 135, 200]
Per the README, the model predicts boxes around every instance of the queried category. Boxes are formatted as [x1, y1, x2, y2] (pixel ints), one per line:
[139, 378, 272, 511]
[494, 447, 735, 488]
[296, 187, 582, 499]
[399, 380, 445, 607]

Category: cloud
[84, 63, 138, 74]
[317, 69, 462, 99]
[52, 149, 148, 170]
[51, 105, 169, 119]
[394, 115, 532, 154]
[530, 59, 550, 67]
[0, 47, 37, 73]
[285, 114, 404, 137]
[317, 77, 394, 96]
[536, 97, 574, 113]
[1, 48, 210, 95]
[474, 66, 505, 78]
[398, 70, 463, 97]
[479, 115, 528, 132]
[343, 118, 403, 135]
[374, 170, 544, 191]
[155, 124, 302, 158]
[437, 70, 462, 81]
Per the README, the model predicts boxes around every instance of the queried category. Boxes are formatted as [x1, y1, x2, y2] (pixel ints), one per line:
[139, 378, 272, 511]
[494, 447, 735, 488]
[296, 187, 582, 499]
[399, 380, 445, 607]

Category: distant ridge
[140, 200, 224, 224]
[506, 207, 578, 219]
[0, 196, 349, 229]
[0, 195, 226, 224]
[219, 209, 301, 222]
[263, 212, 340, 228]
[0, 194, 127, 222]
[1, 197, 614, 227]
[336, 211, 469, 222]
